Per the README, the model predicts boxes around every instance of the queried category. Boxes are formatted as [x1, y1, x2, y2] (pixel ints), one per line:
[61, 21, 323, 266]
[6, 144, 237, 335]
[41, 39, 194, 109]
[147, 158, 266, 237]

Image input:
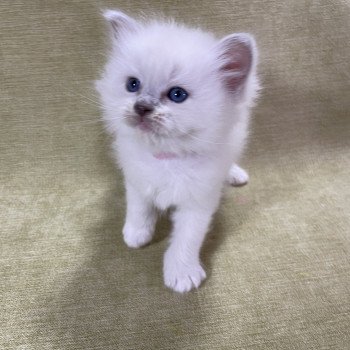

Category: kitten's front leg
[163, 205, 218, 293]
[123, 182, 157, 249]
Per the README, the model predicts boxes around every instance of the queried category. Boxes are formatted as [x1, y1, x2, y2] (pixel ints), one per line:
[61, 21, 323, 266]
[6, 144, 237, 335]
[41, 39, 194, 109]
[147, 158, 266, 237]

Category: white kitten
[96, 10, 259, 292]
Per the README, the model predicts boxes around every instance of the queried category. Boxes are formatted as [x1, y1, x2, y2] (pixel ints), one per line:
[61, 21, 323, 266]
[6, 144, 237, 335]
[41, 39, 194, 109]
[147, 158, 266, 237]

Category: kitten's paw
[227, 164, 249, 187]
[163, 253, 206, 293]
[122, 224, 153, 249]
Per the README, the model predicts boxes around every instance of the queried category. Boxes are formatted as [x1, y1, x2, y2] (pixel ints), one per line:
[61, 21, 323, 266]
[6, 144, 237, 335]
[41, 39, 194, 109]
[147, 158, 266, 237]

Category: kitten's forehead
[117, 22, 217, 89]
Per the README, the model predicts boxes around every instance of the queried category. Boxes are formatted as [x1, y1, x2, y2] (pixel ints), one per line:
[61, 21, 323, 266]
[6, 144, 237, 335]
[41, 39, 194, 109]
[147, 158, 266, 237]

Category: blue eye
[168, 87, 188, 103]
[126, 77, 141, 92]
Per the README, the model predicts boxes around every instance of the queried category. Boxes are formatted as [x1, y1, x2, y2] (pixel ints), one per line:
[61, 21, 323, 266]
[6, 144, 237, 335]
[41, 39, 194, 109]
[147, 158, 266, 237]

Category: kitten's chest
[129, 158, 196, 209]
[117, 139, 227, 209]
[122, 153, 209, 209]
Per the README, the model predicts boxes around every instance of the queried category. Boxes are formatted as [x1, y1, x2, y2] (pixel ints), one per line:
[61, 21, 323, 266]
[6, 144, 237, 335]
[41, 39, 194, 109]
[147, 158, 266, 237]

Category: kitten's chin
[125, 118, 156, 134]
[123, 117, 201, 154]
[126, 118, 170, 138]
[137, 121, 153, 132]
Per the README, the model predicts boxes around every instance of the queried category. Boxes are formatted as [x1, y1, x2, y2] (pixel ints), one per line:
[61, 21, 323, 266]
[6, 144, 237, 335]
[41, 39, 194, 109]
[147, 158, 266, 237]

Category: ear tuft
[217, 33, 256, 93]
[102, 9, 138, 37]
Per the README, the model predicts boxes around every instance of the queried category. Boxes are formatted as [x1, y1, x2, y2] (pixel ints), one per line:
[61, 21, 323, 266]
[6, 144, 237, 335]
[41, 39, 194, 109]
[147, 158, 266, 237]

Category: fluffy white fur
[96, 10, 259, 293]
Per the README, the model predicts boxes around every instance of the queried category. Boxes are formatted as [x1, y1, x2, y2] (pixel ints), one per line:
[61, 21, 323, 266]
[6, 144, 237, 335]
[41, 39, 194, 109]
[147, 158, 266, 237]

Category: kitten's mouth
[126, 113, 163, 134]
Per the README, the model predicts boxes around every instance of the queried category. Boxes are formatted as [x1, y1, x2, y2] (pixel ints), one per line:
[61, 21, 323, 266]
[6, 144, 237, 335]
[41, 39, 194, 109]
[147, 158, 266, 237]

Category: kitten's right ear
[103, 10, 138, 38]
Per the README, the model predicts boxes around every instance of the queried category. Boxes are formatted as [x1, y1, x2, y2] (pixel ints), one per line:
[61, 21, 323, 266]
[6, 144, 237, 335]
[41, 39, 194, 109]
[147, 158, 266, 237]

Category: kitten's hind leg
[227, 164, 249, 187]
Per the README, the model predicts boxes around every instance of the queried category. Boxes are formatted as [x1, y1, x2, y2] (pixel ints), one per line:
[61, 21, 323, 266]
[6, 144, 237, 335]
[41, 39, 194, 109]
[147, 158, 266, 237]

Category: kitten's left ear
[216, 33, 257, 93]
[103, 9, 139, 38]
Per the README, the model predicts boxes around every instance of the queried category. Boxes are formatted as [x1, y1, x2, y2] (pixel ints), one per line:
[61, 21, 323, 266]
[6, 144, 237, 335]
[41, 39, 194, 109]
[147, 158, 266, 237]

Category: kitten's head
[97, 10, 258, 154]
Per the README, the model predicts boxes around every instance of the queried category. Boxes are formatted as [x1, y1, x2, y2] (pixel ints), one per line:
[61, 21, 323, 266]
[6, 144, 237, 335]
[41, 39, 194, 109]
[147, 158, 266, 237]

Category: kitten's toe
[163, 254, 206, 293]
[123, 225, 153, 249]
[227, 164, 249, 187]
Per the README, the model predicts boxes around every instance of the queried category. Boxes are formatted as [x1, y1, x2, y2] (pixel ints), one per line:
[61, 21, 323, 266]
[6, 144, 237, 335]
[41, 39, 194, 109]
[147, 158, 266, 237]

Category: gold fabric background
[1, 1, 349, 349]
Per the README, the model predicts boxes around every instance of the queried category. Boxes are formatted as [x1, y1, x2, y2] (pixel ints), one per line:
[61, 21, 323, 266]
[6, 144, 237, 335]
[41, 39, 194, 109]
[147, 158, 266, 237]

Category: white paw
[122, 224, 153, 249]
[163, 252, 206, 293]
[227, 164, 249, 187]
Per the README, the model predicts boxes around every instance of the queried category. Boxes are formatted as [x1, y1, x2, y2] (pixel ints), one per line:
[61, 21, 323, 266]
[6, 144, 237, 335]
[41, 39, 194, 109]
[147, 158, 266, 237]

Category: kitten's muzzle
[130, 97, 160, 132]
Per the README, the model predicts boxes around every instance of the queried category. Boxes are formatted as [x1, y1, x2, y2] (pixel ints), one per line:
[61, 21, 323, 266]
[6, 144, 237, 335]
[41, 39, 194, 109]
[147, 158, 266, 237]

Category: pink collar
[153, 152, 179, 160]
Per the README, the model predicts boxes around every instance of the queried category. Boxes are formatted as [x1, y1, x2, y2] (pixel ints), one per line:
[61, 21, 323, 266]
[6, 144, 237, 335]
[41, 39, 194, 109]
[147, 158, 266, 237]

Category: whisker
[60, 86, 105, 109]
[67, 118, 103, 125]
[67, 114, 131, 127]
[177, 127, 234, 147]
[97, 52, 109, 58]
[77, 99, 104, 109]
[108, 115, 131, 122]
